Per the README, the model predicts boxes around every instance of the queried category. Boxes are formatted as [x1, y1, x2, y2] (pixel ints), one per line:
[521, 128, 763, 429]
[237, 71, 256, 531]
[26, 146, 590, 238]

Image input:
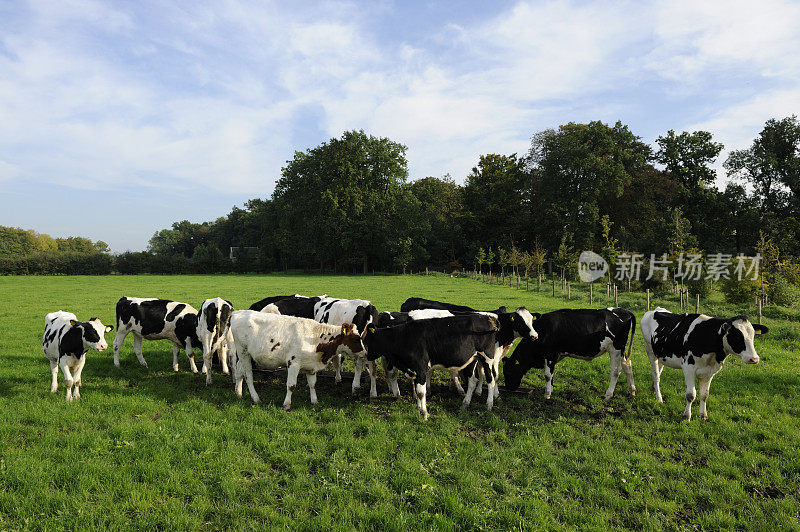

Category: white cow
[42, 311, 113, 402]
[197, 297, 234, 384]
[228, 310, 367, 409]
[313, 297, 378, 397]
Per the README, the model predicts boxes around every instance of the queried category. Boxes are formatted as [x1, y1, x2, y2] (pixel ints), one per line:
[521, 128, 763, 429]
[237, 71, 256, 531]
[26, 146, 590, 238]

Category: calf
[249, 294, 324, 316]
[641, 308, 768, 421]
[227, 311, 366, 409]
[112, 297, 201, 372]
[197, 297, 234, 384]
[313, 296, 379, 397]
[43, 311, 113, 402]
[364, 314, 500, 420]
[400, 297, 506, 315]
[376, 307, 538, 399]
[503, 308, 637, 401]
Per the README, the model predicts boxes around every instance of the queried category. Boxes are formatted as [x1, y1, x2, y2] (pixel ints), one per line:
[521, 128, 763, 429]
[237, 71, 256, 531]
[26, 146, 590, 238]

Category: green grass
[1, 274, 799, 530]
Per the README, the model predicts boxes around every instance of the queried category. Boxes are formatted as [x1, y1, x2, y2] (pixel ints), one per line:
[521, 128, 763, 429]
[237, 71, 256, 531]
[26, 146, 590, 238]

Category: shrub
[768, 273, 800, 307]
[720, 276, 759, 304]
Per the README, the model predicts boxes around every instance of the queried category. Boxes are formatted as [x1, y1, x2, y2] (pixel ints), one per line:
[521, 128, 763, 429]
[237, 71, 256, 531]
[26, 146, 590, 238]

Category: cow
[249, 294, 325, 317]
[400, 297, 507, 315]
[640, 308, 769, 421]
[227, 310, 366, 409]
[503, 308, 637, 401]
[197, 297, 234, 384]
[112, 297, 201, 372]
[364, 314, 500, 420]
[313, 296, 379, 397]
[375, 307, 538, 399]
[43, 311, 113, 402]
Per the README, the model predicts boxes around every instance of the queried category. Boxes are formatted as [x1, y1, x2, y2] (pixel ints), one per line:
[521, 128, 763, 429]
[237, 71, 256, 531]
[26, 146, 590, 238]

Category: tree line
[3, 117, 799, 294]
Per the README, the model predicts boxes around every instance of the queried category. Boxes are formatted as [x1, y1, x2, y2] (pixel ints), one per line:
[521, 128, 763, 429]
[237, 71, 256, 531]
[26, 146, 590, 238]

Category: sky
[1, 0, 800, 252]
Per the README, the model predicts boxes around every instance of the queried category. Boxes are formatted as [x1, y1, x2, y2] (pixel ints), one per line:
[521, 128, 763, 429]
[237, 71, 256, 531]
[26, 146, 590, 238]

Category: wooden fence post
[695, 293, 699, 314]
[567, 283, 571, 300]
[758, 297, 762, 325]
[646, 289, 650, 311]
[590, 282, 593, 305]
[552, 276, 556, 297]
[614, 284, 618, 307]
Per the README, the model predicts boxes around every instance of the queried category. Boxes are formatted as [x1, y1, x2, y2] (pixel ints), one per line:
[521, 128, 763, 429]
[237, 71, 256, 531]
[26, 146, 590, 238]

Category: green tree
[655, 130, 723, 191]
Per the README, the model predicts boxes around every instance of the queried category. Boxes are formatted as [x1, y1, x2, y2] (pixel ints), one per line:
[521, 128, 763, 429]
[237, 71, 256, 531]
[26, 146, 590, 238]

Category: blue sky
[2, 0, 800, 251]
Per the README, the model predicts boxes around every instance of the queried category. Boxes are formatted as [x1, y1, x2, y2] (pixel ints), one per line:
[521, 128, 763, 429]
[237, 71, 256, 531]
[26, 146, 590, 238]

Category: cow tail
[115, 297, 125, 328]
[626, 312, 636, 361]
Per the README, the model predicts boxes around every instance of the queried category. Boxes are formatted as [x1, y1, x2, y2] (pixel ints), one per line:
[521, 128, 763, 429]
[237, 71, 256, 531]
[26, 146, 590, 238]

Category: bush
[114, 251, 152, 274]
[768, 273, 800, 307]
[685, 276, 712, 298]
[720, 276, 759, 304]
[0, 252, 112, 275]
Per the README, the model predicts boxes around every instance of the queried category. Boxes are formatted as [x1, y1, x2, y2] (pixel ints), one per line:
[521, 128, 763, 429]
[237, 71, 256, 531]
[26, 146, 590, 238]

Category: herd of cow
[42, 293, 769, 421]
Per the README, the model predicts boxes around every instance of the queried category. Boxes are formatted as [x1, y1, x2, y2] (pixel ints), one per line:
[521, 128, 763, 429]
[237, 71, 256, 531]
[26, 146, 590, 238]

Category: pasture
[1, 274, 799, 530]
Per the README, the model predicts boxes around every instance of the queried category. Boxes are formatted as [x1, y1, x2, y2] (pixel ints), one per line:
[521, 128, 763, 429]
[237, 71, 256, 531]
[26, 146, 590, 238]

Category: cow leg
[186, 340, 199, 374]
[482, 358, 495, 411]
[604, 351, 623, 401]
[220, 343, 230, 375]
[112, 328, 128, 367]
[49, 360, 59, 393]
[71, 356, 86, 401]
[242, 351, 260, 404]
[132, 333, 147, 368]
[643, 340, 663, 402]
[307, 372, 318, 405]
[352, 357, 364, 396]
[58, 358, 75, 402]
[284, 363, 300, 411]
[461, 363, 478, 409]
[682, 364, 696, 421]
[543, 359, 557, 399]
[366, 360, 378, 399]
[388, 367, 401, 398]
[622, 355, 636, 396]
[697, 373, 716, 420]
[413, 376, 428, 421]
[172, 343, 180, 372]
[333, 354, 342, 383]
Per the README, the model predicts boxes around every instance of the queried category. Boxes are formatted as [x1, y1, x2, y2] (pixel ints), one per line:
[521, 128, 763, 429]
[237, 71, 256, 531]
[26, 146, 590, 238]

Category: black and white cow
[503, 308, 637, 401]
[113, 297, 201, 372]
[197, 297, 234, 384]
[249, 294, 324, 317]
[227, 311, 366, 409]
[364, 314, 500, 419]
[43, 311, 113, 402]
[313, 296, 379, 397]
[375, 307, 538, 399]
[640, 308, 769, 421]
[400, 297, 507, 315]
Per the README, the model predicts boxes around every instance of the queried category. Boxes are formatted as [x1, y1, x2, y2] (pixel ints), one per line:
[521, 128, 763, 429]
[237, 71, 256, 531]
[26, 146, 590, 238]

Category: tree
[725, 116, 800, 216]
[409, 175, 464, 267]
[475, 247, 486, 274]
[526, 121, 652, 252]
[655, 130, 723, 191]
[273, 130, 410, 272]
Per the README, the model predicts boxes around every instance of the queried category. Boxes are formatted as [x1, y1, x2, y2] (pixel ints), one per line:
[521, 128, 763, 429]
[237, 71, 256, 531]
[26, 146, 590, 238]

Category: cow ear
[753, 324, 769, 335]
[721, 322, 731, 333]
[531, 313, 541, 320]
[105, 325, 114, 333]
[70, 319, 78, 326]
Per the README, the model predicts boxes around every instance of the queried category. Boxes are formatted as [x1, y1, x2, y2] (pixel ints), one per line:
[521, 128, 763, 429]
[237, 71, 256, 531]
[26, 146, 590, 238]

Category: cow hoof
[604, 395, 613, 402]
[630, 387, 637, 397]
[222, 369, 230, 375]
[700, 413, 708, 421]
[114, 361, 121, 368]
[201, 366, 207, 375]
[173, 364, 179, 372]
[352, 387, 360, 396]
[657, 398, 664, 404]
[682, 413, 691, 421]
[283, 404, 291, 411]
[460, 403, 469, 411]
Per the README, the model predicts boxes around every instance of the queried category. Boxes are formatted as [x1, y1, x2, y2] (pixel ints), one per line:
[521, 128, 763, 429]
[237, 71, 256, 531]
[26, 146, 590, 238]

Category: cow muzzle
[746, 355, 760, 364]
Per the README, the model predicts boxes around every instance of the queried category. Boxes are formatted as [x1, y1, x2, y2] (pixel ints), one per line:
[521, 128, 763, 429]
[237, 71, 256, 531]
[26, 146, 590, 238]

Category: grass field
[1, 274, 799, 530]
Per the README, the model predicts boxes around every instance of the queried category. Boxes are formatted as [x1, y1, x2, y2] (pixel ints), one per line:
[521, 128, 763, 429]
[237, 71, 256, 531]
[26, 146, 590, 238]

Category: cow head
[721, 316, 768, 364]
[337, 323, 366, 357]
[510, 307, 540, 340]
[502, 338, 544, 390]
[70, 318, 113, 352]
